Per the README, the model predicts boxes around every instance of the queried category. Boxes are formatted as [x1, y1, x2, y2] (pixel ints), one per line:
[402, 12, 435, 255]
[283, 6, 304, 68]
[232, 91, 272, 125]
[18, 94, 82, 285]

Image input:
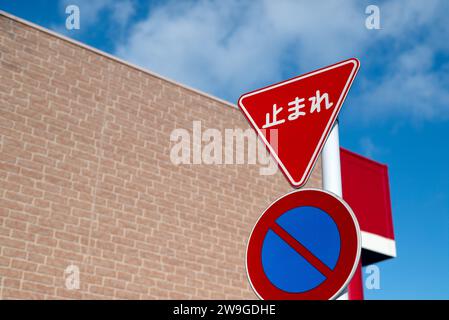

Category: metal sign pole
[322, 120, 349, 300]
[322, 121, 342, 196]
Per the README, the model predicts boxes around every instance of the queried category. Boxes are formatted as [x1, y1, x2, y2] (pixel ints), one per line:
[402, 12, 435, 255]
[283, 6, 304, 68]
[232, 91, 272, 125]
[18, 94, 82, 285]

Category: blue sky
[1, 0, 448, 299]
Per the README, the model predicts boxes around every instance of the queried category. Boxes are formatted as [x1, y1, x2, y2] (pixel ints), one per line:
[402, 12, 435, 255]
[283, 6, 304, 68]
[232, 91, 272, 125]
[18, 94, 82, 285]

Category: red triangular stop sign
[238, 58, 360, 188]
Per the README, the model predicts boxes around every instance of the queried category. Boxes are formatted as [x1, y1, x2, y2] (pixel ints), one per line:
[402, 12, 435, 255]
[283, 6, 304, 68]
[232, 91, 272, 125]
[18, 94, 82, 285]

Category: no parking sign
[246, 189, 361, 300]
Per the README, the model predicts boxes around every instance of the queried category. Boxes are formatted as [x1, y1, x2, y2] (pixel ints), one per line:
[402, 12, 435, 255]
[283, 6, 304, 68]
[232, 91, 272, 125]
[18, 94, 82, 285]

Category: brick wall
[0, 13, 322, 299]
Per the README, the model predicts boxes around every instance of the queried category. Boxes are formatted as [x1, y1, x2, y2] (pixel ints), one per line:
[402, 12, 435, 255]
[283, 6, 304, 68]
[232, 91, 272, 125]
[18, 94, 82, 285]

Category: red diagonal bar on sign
[271, 223, 333, 278]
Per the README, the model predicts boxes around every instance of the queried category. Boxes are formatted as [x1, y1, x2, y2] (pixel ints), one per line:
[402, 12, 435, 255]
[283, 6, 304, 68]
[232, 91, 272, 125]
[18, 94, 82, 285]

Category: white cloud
[60, 0, 135, 30]
[355, 45, 449, 121]
[111, 1, 136, 28]
[359, 137, 383, 158]
[352, 0, 449, 122]
[115, 0, 449, 122]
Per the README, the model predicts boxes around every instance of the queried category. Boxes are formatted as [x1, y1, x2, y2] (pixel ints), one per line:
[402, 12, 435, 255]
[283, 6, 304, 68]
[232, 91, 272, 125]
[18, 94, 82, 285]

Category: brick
[0, 13, 322, 300]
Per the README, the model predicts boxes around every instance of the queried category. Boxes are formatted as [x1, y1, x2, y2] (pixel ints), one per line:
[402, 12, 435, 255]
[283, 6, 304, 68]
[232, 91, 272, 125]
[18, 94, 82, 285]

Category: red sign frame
[246, 189, 361, 300]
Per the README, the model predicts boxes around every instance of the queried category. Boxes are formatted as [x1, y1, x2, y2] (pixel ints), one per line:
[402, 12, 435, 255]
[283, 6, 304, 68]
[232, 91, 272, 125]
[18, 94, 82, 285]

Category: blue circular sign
[246, 189, 361, 300]
[262, 206, 341, 293]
